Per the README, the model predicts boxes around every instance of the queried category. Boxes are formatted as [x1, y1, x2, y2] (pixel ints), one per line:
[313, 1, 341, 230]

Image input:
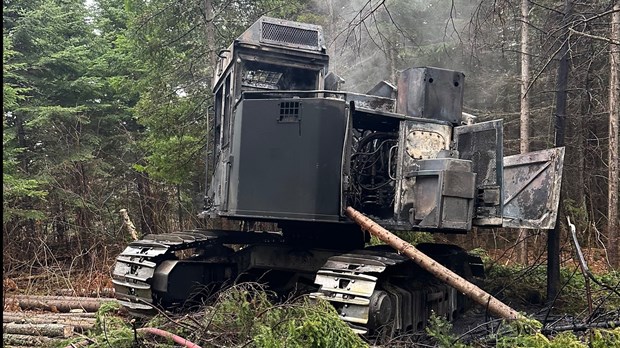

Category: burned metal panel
[366, 81, 396, 99]
[393, 121, 452, 225]
[502, 147, 565, 229]
[454, 120, 504, 226]
[406, 159, 476, 231]
[235, 49, 328, 94]
[325, 72, 345, 91]
[396, 67, 464, 125]
[346, 92, 395, 113]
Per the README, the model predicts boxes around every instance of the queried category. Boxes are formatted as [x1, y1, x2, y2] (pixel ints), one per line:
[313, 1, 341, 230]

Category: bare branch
[568, 27, 620, 45]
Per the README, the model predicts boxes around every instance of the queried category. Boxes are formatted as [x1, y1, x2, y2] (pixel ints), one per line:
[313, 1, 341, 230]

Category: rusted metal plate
[502, 147, 565, 229]
[406, 130, 449, 160]
[393, 121, 452, 224]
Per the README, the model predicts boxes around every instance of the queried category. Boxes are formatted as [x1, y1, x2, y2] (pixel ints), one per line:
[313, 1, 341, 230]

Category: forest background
[3, 0, 619, 283]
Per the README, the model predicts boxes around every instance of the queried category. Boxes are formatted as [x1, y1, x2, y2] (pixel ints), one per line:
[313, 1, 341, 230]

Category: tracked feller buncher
[113, 17, 565, 335]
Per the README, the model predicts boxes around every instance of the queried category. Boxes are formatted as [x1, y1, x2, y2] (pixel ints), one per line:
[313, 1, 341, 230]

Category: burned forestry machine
[113, 17, 565, 334]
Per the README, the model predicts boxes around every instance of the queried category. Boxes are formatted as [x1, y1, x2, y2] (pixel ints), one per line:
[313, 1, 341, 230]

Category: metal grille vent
[262, 22, 319, 48]
[279, 101, 300, 122]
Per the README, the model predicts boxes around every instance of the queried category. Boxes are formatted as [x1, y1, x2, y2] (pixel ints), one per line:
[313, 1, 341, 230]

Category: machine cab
[207, 17, 347, 222]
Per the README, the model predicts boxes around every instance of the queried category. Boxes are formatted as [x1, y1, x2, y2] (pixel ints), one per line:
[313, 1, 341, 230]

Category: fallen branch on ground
[541, 320, 620, 333]
[3, 322, 74, 338]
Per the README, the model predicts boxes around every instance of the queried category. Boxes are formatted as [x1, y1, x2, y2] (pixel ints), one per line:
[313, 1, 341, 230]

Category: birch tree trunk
[517, 0, 531, 265]
[608, 2, 620, 268]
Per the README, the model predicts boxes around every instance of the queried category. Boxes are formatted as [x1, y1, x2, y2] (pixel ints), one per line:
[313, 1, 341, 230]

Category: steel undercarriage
[113, 229, 483, 334]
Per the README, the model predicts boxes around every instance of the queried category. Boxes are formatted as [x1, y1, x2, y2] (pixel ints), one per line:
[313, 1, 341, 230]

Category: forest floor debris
[2, 249, 619, 347]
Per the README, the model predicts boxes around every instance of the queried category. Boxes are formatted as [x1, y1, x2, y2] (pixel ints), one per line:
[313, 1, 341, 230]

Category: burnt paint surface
[454, 120, 504, 225]
[396, 67, 464, 125]
[502, 147, 565, 229]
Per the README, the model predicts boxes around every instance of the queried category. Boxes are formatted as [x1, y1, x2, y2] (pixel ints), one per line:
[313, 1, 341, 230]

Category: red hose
[138, 327, 202, 348]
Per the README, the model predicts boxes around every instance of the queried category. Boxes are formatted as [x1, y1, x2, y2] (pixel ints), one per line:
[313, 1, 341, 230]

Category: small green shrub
[590, 328, 620, 348]
[179, 283, 367, 347]
[425, 312, 469, 348]
[57, 300, 135, 348]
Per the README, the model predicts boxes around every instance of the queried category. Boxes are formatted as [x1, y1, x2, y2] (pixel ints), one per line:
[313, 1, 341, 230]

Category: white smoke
[315, 0, 478, 93]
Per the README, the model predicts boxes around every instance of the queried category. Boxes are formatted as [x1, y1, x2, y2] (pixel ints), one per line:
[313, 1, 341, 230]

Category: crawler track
[113, 230, 483, 336]
[112, 229, 285, 315]
[313, 245, 482, 334]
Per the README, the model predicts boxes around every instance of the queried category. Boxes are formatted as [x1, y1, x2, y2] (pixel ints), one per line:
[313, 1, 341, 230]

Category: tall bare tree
[609, 2, 619, 268]
[517, 0, 530, 265]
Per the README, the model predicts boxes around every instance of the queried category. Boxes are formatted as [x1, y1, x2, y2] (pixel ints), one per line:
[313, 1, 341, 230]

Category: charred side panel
[396, 67, 464, 125]
[226, 98, 347, 221]
[393, 121, 453, 225]
[454, 120, 504, 226]
[502, 147, 565, 229]
[406, 159, 476, 231]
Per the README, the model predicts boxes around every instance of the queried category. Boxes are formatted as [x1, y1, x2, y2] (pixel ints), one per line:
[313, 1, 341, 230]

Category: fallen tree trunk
[6, 295, 115, 312]
[3, 311, 96, 319]
[9, 294, 111, 303]
[3, 322, 74, 338]
[3, 313, 95, 332]
[345, 206, 528, 321]
[55, 288, 115, 298]
[3, 333, 63, 346]
[541, 320, 620, 333]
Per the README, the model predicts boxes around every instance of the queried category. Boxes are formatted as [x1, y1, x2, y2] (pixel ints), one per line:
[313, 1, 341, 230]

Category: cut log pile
[4, 294, 116, 313]
[2, 294, 116, 347]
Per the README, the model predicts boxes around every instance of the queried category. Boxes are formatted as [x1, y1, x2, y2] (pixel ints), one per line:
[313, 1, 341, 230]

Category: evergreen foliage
[60, 284, 368, 348]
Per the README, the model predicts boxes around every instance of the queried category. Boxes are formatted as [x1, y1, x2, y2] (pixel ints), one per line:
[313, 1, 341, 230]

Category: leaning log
[3, 323, 74, 338]
[120, 208, 139, 241]
[3, 333, 62, 346]
[345, 206, 528, 321]
[6, 295, 116, 312]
